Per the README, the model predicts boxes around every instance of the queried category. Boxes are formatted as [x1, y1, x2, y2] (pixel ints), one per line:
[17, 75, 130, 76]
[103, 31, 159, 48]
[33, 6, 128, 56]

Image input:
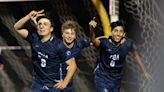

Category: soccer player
[59, 20, 91, 90]
[89, 18, 152, 92]
[61, 20, 91, 60]
[14, 10, 77, 92]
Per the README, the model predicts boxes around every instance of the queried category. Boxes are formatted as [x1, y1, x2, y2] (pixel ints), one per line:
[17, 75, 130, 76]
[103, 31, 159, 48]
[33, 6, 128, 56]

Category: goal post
[109, 0, 119, 22]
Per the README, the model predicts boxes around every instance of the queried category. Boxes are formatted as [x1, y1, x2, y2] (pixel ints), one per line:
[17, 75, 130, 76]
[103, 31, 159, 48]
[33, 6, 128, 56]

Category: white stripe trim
[0, 0, 44, 2]
[0, 46, 30, 50]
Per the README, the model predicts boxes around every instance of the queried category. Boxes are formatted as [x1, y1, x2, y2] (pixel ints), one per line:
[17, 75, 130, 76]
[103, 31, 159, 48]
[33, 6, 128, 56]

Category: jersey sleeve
[126, 38, 135, 52]
[99, 38, 108, 49]
[25, 31, 38, 44]
[79, 39, 90, 49]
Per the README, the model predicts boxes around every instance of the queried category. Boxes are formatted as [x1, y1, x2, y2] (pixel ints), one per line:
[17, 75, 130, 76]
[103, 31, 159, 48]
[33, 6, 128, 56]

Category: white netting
[123, 0, 164, 92]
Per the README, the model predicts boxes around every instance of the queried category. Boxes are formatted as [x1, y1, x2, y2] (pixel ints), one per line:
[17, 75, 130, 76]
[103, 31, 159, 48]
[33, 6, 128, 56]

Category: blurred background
[0, 0, 164, 92]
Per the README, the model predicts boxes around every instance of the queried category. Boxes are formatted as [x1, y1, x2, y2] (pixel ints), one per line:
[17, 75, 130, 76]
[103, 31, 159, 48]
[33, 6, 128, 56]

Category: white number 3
[41, 58, 46, 67]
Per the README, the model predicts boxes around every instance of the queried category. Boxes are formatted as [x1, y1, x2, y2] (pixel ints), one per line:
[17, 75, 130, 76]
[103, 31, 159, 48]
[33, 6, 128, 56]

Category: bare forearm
[63, 62, 77, 85]
[89, 18, 100, 47]
[14, 15, 30, 30]
[133, 51, 147, 73]
[137, 57, 146, 72]
[90, 27, 96, 43]
[89, 27, 100, 47]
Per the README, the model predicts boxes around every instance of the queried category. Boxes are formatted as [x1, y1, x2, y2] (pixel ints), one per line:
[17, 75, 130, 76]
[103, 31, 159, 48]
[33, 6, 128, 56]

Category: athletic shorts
[31, 76, 73, 92]
[94, 69, 121, 92]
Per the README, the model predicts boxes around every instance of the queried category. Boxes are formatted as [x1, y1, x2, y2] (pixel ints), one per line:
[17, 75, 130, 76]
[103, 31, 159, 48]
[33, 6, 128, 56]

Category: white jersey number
[109, 54, 119, 67]
[110, 60, 115, 67]
[41, 58, 46, 67]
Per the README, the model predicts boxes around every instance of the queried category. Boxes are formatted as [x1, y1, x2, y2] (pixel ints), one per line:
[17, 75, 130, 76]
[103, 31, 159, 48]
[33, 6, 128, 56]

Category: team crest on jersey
[84, 39, 87, 42]
[66, 50, 71, 56]
[106, 48, 112, 52]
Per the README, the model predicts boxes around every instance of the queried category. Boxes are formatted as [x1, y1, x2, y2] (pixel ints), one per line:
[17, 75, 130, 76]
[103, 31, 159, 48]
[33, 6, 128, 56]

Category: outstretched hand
[28, 9, 45, 25]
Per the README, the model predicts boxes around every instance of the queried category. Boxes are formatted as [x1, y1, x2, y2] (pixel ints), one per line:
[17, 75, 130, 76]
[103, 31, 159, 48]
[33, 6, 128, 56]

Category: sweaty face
[37, 18, 53, 37]
[111, 26, 125, 43]
[62, 28, 76, 44]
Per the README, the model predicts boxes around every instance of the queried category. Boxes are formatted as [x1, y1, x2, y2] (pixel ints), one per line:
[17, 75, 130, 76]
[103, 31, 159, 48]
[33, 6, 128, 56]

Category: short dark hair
[36, 15, 54, 26]
[111, 20, 125, 32]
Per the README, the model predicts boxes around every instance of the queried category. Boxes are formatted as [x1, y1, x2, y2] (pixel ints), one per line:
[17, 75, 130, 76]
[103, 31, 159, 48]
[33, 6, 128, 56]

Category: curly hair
[61, 20, 79, 34]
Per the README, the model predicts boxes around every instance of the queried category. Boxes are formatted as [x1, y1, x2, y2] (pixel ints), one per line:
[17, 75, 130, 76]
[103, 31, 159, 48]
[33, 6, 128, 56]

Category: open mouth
[65, 38, 74, 42]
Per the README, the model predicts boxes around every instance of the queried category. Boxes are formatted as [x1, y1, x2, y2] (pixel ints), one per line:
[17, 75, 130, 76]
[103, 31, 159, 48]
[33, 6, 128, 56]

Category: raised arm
[54, 58, 77, 89]
[14, 10, 44, 38]
[89, 18, 100, 47]
[131, 51, 152, 80]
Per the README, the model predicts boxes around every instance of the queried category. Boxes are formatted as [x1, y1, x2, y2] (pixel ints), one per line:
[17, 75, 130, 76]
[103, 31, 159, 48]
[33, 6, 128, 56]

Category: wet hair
[110, 20, 125, 32]
[61, 20, 79, 34]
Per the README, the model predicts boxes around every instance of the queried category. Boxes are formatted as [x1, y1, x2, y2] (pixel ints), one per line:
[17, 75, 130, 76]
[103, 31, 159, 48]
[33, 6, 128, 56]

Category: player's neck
[111, 38, 121, 45]
[41, 34, 52, 42]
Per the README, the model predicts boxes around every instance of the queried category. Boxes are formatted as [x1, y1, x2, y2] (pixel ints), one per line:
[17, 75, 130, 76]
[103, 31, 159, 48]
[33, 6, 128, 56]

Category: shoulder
[123, 37, 135, 49]
[51, 37, 62, 44]
[97, 37, 110, 48]
[124, 37, 133, 45]
[25, 32, 39, 43]
[78, 39, 90, 44]
[50, 37, 63, 49]
[77, 39, 91, 47]
[73, 40, 81, 47]
[54, 38, 66, 49]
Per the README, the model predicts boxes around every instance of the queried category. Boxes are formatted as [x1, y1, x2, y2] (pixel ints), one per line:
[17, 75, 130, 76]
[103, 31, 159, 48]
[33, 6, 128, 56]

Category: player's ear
[62, 34, 64, 38]
[50, 27, 54, 32]
[74, 32, 77, 38]
[62, 32, 64, 38]
[123, 32, 126, 37]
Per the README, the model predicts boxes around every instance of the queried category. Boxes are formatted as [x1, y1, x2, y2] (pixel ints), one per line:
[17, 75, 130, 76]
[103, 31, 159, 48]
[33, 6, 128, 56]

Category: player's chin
[38, 32, 47, 36]
[114, 39, 122, 43]
[66, 40, 74, 44]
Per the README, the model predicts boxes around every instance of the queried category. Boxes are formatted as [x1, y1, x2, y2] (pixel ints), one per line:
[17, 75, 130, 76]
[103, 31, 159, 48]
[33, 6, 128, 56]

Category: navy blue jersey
[96, 37, 135, 79]
[60, 39, 90, 79]
[25, 32, 73, 85]
[66, 39, 90, 60]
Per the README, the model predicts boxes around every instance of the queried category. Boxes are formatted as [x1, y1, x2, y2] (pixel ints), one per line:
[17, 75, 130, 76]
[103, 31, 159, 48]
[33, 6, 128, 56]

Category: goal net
[120, 0, 164, 92]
